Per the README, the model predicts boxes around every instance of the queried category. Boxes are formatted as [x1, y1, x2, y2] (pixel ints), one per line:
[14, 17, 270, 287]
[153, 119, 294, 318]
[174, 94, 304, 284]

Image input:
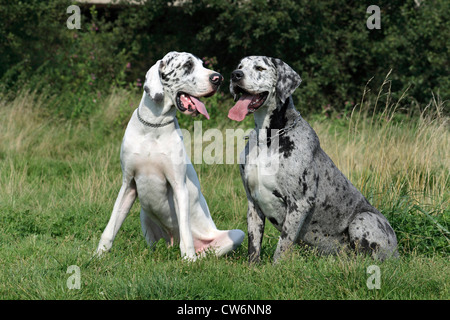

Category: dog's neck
[252, 96, 302, 149]
[253, 96, 299, 131]
[137, 93, 177, 127]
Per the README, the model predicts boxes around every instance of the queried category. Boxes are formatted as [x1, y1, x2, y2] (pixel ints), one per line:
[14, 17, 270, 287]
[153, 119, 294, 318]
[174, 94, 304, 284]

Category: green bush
[0, 1, 132, 118]
[188, 0, 449, 113]
[0, 0, 448, 118]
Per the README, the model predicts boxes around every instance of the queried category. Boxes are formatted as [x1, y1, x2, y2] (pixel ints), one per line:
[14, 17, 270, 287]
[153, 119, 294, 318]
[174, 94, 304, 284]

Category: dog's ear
[143, 60, 164, 102]
[271, 58, 302, 104]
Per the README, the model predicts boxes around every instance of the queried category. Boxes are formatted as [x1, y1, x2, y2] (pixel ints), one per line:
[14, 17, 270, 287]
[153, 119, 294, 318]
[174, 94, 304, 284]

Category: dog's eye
[255, 66, 266, 71]
[238, 64, 243, 69]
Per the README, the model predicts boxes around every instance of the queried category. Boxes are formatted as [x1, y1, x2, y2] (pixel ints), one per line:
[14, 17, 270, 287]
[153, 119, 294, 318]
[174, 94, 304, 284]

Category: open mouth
[228, 86, 269, 122]
[176, 91, 213, 120]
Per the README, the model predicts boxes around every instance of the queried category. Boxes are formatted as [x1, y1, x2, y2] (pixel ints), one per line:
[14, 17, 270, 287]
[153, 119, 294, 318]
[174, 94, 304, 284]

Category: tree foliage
[0, 0, 448, 117]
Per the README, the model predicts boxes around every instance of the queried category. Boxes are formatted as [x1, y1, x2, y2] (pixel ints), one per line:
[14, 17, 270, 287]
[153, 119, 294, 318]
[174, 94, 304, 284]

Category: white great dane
[97, 51, 244, 260]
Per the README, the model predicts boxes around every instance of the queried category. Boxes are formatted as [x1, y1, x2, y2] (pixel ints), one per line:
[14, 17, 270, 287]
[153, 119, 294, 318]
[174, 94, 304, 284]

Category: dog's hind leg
[348, 211, 399, 261]
[96, 178, 137, 255]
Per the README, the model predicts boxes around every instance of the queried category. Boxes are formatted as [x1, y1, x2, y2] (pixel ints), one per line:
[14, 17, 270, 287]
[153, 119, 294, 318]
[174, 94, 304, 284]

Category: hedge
[0, 0, 448, 117]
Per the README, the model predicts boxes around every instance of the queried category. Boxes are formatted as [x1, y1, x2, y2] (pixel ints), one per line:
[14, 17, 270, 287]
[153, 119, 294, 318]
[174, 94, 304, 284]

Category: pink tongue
[190, 96, 210, 120]
[228, 94, 252, 122]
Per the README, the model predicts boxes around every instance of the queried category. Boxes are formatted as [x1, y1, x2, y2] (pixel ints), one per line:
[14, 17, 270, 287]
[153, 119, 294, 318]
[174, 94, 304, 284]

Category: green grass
[0, 89, 448, 300]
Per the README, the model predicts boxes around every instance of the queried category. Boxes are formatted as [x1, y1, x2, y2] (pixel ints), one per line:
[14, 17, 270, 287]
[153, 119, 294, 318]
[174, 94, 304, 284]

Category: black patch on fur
[360, 237, 370, 250]
[279, 136, 295, 158]
[272, 190, 283, 198]
[272, 190, 287, 208]
[284, 196, 298, 213]
[269, 217, 278, 226]
[182, 59, 194, 76]
[270, 57, 282, 68]
[264, 99, 296, 158]
[165, 55, 174, 66]
[161, 69, 175, 81]
[153, 93, 163, 102]
[322, 198, 332, 211]
[302, 182, 308, 195]
[268, 98, 289, 129]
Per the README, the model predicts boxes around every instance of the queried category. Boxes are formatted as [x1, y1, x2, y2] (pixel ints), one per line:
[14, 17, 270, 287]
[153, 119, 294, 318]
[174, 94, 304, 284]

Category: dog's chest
[243, 144, 285, 224]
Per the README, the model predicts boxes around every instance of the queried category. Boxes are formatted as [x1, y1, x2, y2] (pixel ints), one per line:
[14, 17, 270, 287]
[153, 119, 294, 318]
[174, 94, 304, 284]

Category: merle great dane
[97, 52, 244, 260]
[228, 56, 398, 263]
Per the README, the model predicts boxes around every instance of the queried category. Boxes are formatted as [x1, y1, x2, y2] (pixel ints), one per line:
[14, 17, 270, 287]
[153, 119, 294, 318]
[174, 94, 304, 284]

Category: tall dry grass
[314, 74, 449, 211]
[1, 88, 448, 221]
[0, 90, 129, 212]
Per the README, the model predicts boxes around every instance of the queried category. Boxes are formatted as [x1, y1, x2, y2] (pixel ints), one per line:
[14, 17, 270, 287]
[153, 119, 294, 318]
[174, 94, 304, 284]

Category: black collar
[136, 107, 174, 128]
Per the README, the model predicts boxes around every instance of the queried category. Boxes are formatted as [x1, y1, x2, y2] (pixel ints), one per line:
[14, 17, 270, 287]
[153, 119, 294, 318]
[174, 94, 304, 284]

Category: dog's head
[144, 51, 223, 119]
[228, 56, 301, 122]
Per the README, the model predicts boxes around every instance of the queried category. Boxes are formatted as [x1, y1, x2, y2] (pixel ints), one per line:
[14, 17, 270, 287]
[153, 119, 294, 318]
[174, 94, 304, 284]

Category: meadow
[0, 87, 448, 300]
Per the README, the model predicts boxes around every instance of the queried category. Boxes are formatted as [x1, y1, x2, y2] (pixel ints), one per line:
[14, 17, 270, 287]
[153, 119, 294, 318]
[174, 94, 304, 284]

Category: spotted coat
[231, 56, 399, 263]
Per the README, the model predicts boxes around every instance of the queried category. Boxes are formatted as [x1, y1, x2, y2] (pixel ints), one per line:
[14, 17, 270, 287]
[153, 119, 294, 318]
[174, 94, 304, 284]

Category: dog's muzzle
[231, 70, 244, 82]
[209, 73, 224, 87]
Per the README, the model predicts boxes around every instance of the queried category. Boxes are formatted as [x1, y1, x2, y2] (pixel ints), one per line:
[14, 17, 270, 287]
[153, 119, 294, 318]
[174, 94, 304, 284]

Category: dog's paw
[182, 253, 198, 263]
[95, 244, 111, 258]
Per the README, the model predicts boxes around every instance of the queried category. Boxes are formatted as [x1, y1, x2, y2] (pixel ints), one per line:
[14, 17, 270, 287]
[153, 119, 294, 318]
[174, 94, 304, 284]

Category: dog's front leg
[273, 212, 309, 263]
[273, 198, 313, 263]
[171, 178, 196, 261]
[273, 171, 317, 263]
[97, 178, 137, 255]
[247, 199, 265, 265]
[240, 160, 265, 264]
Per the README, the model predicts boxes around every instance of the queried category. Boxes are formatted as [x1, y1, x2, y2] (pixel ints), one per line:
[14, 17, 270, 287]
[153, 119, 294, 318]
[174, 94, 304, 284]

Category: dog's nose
[231, 70, 244, 82]
[209, 73, 223, 86]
